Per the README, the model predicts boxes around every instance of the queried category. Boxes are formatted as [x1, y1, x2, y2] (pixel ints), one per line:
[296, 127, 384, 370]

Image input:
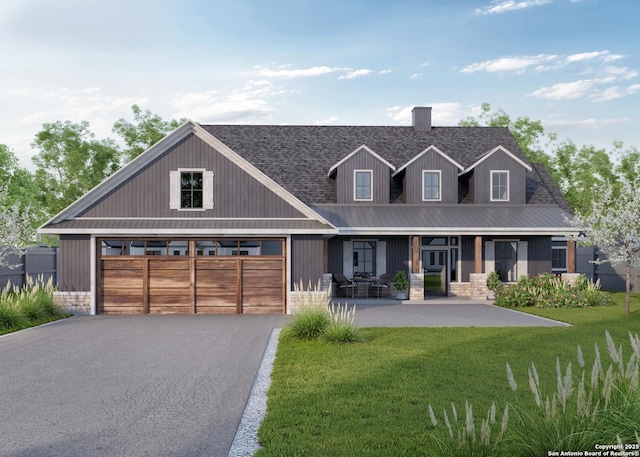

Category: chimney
[412, 106, 432, 132]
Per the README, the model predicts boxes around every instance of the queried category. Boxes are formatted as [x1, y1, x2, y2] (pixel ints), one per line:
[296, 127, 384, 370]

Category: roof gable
[461, 145, 533, 176]
[40, 121, 333, 230]
[392, 145, 464, 177]
[327, 144, 396, 177]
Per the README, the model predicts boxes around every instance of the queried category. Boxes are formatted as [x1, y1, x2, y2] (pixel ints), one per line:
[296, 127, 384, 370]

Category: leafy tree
[568, 176, 640, 315]
[459, 102, 550, 165]
[31, 120, 121, 216]
[0, 184, 38, 269]
[613, 141, 640, 184]
[113, 105, 185, 162]
[550, 141, 617, 215]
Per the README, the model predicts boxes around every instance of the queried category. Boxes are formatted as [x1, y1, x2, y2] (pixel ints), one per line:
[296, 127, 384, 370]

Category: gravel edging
[228, 327, 281, 457]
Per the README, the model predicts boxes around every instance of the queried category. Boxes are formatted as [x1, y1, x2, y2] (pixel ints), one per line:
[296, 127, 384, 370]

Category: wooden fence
[0, 246, 58, 290]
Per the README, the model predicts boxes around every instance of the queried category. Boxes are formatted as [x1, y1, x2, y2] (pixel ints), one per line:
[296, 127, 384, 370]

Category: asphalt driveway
[0, 315, 285, 457]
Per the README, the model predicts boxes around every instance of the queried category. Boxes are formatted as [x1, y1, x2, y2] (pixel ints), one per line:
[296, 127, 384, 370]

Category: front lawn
[257, 293, 640, 456]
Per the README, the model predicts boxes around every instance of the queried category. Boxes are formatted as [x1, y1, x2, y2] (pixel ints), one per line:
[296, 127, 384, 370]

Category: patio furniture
[333, 273, 356, 297]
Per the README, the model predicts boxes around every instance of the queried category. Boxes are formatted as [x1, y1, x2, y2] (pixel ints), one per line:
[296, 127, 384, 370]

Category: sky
[1, 0, 639, 171]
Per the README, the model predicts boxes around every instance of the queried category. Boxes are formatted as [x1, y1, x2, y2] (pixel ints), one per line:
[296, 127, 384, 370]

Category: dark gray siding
[336, 149, 390, 204]
[80, 133, 305, 219]
[527, 236, 552, 277]
[460, 236, 476, 282]
[59, 235, 90, 291]
[404, 152, 458, 204]
[473, 150, 526, 204]
[291, 235, 324, 289]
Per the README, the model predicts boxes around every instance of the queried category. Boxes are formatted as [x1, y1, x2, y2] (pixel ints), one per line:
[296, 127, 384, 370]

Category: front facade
[40, 107, 578, 314]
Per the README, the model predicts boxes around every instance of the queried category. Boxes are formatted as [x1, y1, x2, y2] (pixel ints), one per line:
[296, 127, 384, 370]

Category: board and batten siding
[79, 133, 305, 219]
[59, 235, 91, 291]
[472, 150, 526, 204]
[335, 150, 391, 204]
[291, 235, 324, 289]
[403, 152, 458, 204]
[527, 236, 552, 277]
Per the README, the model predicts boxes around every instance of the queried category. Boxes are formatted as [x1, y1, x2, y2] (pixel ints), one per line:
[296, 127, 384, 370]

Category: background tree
[113, 105, 186, 162]
[0, 184, 38, 268]
[0, 144, 43, 228]
[568, 176, 640, 315]
[459, 102, 550, 165]
[31, 121, 121, 216]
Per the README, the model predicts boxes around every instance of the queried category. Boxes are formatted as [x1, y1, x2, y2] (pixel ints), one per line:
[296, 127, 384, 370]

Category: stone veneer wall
[449, 282, 471, 297]
[53, 291, 91, 315]
[289, 273, 333, 314]
[409, 273, 424, 300]
[469, 273, 489, 300]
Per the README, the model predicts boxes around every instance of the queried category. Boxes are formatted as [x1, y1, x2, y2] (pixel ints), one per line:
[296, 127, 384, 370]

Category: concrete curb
[228, 327, 281, 457]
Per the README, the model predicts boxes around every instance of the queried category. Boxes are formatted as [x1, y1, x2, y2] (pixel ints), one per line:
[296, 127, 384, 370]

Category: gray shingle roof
[202, 125, 542, 205]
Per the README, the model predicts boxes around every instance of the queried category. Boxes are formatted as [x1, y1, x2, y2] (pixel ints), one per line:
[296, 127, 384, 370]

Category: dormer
[328, 145, 395, 204]
[392, 146, 463, 204]
[460, 145, 532, 204]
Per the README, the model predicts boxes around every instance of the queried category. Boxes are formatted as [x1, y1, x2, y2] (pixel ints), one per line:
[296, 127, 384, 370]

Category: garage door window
[101, 239, 284, 257]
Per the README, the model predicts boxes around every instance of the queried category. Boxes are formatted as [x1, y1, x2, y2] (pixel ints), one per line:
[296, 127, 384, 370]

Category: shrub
[321, 303, 363, 344]
[282, 306, 331, 341]
[0, 304, 29, 330]
[392, 271, 409, 292]
[486, 271, 502, 291]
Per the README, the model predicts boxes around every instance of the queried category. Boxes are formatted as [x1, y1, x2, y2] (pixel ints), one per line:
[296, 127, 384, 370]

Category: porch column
[474, 235, 483, 273]
[567, 240, 576, 274]
[409, 236, 424, 300]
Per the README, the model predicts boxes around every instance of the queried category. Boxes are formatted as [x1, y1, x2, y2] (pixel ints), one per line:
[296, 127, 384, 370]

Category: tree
[550, 141, 617, 215]
[568, 176, 640, 315]
[31, 121, 121, 216]
[0, 184, 38, 269]
[113, 105, 185, 162]
[459, 102, 551, 165]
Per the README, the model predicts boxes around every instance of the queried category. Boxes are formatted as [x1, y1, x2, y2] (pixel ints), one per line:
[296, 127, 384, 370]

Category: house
[38, 106, 580, 315]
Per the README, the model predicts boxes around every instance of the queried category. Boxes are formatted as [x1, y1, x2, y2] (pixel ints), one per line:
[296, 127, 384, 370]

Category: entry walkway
[330, 296, 570, 327]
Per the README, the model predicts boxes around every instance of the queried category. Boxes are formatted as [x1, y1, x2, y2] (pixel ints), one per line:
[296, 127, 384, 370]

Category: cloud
[254, 65, 348, 79]
[461, 54, 557, 73]
[603, 66, 639, 80]
[545, 117, 631, 129]
[527, 79, 603, 100]
[566, 50, 625, 63]
[314, 116, 340, 125]
[338, 69, 373, 80]
[410, 73, 422, 80]
[589, 84, 640, 102]
[378, 69, 393, 75]
[476, 0, 552, 15]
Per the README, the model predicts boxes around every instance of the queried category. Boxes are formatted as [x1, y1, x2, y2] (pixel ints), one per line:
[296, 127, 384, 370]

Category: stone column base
[53, 291, 92, 315]
[469, 273, 489, 300]
[409, 273, 424, 300]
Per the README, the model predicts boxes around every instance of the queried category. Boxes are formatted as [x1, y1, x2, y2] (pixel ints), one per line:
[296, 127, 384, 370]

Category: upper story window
[354, 170, 373, 201]
[181, 171, 203, 209]
[422, 170, 441, 201]
[491, 170, 509, 201]
[170, 169, 214, 211]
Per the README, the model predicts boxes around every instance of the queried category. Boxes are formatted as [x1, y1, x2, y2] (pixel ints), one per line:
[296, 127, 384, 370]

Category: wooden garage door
[100, 239, 285, 314]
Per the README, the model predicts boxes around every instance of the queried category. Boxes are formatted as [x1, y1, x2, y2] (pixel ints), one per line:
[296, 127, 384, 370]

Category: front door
[422, 250, 447, 295]
[495, 241, 518, 282]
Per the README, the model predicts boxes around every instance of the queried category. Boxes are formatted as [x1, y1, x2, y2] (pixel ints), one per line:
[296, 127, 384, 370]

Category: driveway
[0, 315, 285, 457]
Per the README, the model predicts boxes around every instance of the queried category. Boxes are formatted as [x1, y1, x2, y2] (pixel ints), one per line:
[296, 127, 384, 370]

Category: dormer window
[422, 170, 441, 201]
[491, 170, 509, 201]
[354, 170, 373, 201]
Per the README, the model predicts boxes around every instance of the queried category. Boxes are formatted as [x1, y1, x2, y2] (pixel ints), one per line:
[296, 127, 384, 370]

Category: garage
[99, 239, 285, 314]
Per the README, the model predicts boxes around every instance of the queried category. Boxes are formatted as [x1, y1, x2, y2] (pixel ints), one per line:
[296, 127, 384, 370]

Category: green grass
[257, 292, 640, 456]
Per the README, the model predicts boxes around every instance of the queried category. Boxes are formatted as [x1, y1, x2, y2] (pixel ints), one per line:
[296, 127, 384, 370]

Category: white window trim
[172, 168, 213, 212]
[490, 170, 509, 202]
[353, 169, 373, 202]
[422, 170, 442, 201]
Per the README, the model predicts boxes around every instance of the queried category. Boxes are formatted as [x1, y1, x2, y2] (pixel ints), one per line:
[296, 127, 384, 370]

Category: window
[422, 170, 441, 201]
[491, 171, 509, 201]
[181, 171, 203, 209]
[552, 238, 567, 272]
[422, 237, 448, 246]
[353, 241, 376, 276]
[495, 241, 518, 282]
[354, 170, 373, 201]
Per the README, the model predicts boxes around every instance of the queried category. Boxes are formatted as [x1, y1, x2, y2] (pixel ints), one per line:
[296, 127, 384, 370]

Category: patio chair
[333, 273, 356, 298]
